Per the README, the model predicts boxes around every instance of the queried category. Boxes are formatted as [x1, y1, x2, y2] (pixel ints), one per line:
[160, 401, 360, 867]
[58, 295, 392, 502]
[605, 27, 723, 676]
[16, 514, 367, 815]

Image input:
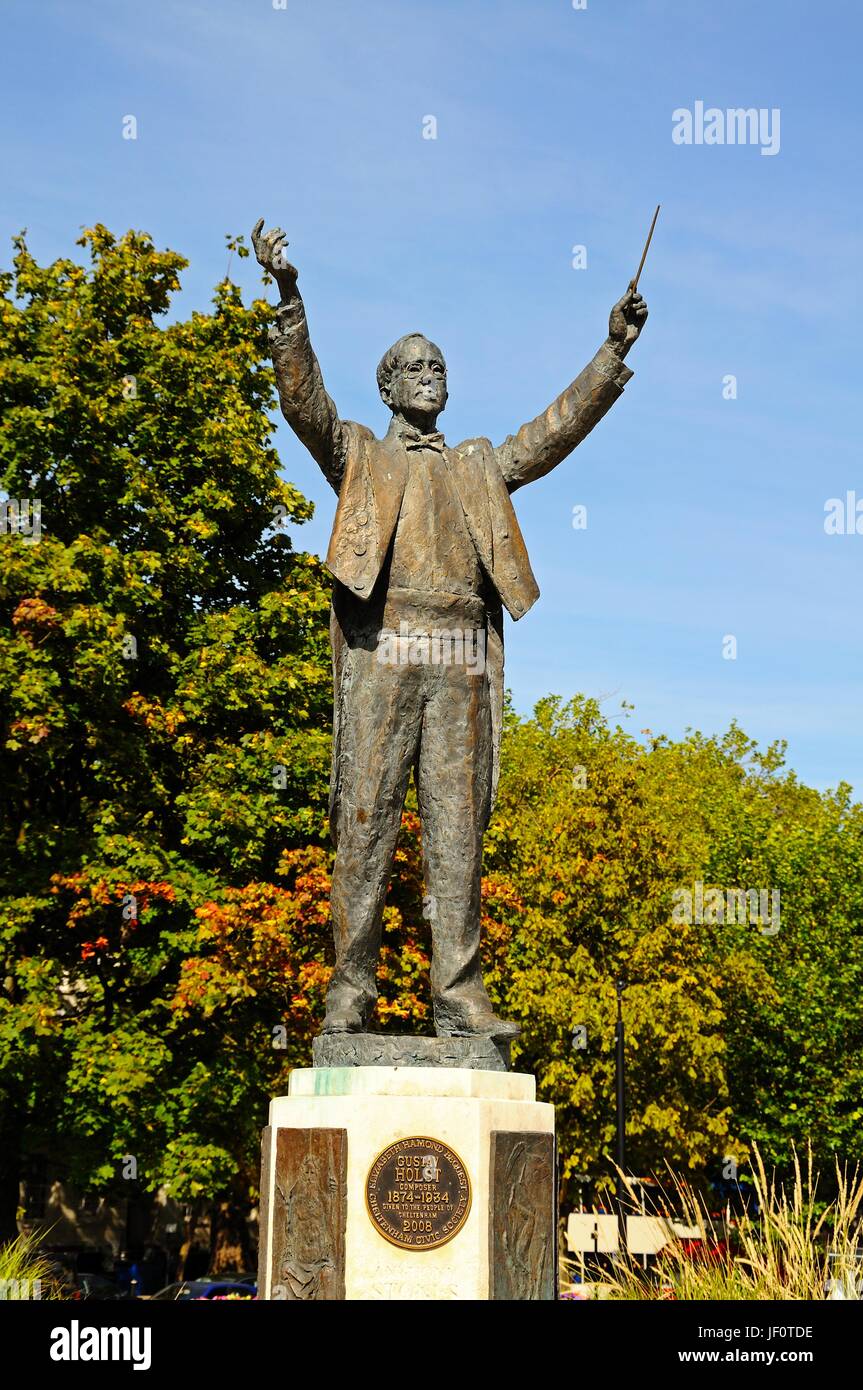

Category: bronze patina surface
[312, 1031, 510, 1071]
[252, 217, 648, 1045]
[268, 1127, 348, 1300]
[366, 1136, 471, 1250]
[489, 1131, 557, 1300]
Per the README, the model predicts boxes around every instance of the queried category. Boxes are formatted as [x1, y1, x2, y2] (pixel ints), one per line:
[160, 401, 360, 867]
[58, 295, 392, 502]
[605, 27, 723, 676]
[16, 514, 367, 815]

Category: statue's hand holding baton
[607, 204, 658, 360]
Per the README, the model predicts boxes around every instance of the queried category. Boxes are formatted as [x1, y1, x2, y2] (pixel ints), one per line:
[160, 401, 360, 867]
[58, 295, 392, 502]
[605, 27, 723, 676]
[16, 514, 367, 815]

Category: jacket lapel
[443, 441, 493, 574]
[370, 432, 410, 571]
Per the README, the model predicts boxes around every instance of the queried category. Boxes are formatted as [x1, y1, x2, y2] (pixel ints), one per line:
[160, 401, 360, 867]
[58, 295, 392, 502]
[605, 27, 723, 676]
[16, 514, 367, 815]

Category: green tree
[487, 697, 863, 1202]
[485, 696, 744, 1203]
[652, 731, 863, 1170]
[0, 226, 332, 1250]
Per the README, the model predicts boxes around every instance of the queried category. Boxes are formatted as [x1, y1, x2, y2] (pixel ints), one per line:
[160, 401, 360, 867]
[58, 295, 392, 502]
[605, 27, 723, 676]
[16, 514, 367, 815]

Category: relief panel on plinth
[489, 1131, 557, 1300]
[267, 1127, 347, 1301]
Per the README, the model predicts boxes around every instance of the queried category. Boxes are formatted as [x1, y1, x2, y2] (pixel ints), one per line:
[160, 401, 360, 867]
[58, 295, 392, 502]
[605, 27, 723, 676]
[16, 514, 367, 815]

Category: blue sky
[3, 0, 861, 792]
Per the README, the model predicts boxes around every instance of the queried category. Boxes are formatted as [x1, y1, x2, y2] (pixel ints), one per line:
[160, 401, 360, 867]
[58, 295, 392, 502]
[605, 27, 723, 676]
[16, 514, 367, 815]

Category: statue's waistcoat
[325, 424, 540, 622]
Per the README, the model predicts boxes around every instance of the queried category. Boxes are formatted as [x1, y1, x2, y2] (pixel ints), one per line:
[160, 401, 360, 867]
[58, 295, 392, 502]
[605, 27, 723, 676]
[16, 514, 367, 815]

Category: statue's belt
[380, 587, 486, 632]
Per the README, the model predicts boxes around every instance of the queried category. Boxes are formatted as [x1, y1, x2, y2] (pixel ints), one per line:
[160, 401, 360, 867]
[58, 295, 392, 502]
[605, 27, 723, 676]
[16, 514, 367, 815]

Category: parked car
[44, 1262, 132, 1301]
[149, 1277, 257, 1301]
[76, 1272, 134, 1301]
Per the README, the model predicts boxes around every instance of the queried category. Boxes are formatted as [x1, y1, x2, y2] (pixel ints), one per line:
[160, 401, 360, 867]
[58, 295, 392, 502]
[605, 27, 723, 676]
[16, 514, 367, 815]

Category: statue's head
[376, 333, 447, 423]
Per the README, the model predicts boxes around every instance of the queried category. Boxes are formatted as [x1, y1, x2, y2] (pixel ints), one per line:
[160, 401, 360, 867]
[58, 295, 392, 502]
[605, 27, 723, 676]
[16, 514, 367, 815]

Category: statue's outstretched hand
[252, 218, 299, 295]
[608, 288, 648, 360]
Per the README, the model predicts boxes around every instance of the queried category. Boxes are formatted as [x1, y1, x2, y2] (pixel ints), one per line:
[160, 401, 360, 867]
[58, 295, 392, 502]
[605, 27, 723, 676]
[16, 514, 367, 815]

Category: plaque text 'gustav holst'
[366, 1137, 471, 1250]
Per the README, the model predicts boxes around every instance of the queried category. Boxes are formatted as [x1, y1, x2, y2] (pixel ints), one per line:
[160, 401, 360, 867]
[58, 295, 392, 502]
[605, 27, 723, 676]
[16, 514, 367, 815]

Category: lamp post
[615, 978, 627, 1258]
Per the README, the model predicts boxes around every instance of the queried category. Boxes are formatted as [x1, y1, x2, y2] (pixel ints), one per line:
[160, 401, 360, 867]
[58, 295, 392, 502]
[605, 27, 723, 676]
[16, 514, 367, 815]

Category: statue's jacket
[268, 296, 633, 818]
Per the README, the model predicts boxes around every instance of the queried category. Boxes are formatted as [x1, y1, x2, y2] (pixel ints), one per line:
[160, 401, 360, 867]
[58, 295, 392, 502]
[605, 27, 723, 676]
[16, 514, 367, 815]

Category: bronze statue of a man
[252, 218, 647, 1041]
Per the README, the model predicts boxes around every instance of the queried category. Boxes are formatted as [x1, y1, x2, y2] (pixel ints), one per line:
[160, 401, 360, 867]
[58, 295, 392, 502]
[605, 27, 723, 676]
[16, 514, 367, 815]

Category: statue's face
[385, 336, 447, 419]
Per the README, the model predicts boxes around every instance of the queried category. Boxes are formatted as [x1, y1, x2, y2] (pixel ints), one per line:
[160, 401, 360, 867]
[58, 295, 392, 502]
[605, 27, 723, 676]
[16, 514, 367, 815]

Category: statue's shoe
[320, 1006, 366, 1034]
[434, 1008, 521, 1041]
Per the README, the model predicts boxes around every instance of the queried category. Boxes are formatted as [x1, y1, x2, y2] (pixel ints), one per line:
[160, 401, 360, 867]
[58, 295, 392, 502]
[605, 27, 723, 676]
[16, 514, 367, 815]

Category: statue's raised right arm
[493, 288, 648, 492]
[252, 218, 346, 493]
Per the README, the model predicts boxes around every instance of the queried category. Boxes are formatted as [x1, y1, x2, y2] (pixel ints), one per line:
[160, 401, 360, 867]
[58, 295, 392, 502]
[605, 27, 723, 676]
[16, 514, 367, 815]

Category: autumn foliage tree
[486, 697, 863, 1203]
[0, 226, 333, 1250]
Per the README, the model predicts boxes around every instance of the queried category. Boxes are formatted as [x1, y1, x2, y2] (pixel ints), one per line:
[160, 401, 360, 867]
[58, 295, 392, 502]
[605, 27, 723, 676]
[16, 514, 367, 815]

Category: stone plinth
[257, 1067, 556, 1301]
[311, 1031, 511, 1072]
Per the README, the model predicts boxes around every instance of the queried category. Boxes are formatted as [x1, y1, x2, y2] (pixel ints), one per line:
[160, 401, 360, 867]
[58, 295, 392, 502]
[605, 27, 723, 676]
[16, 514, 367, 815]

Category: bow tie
[399, 427, 447, 454]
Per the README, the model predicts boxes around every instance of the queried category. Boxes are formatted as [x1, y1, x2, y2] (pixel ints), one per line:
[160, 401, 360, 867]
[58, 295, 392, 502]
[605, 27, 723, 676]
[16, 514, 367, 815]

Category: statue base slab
[257, 1066, 556, 1301]
[311, 1030, 511, 1071]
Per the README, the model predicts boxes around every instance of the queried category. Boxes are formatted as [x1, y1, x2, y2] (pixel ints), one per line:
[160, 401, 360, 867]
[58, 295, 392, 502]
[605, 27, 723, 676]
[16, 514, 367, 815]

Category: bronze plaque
[489, 1131, 556, 1300]
[268, 1127, 347, 1300]
[366, 1136, 471, 1250]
